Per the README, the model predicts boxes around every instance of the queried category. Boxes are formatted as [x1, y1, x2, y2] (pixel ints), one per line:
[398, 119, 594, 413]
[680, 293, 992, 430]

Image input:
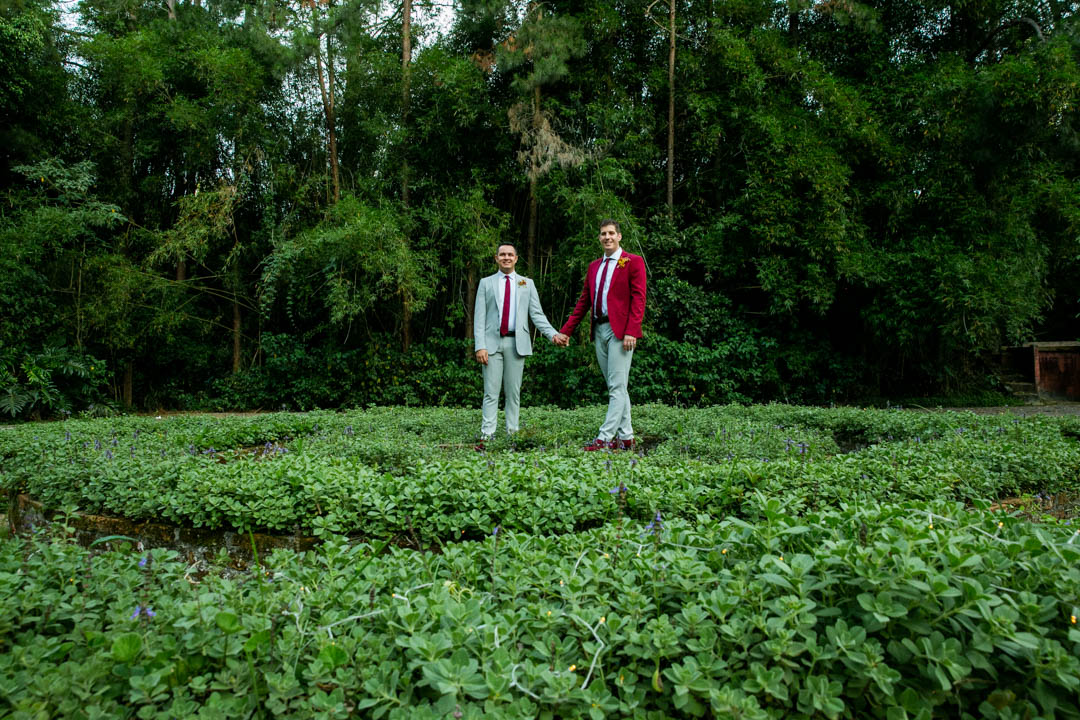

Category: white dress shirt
[499, 270, 518, 332]
[594, 248, 622, 317]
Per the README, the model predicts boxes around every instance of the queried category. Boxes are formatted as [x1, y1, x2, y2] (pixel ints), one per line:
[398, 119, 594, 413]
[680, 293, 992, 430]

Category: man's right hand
[475, 349, 489, 365]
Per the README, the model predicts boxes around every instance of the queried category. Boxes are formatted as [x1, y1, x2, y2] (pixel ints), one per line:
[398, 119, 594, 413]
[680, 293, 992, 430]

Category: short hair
[598, 218, 620, 232]
[495, 242, 519, 255]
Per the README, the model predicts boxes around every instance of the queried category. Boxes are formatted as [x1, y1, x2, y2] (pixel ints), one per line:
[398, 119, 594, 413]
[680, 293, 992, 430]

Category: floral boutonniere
[617, 256, 629, 269]
[518, 279, 527, 287]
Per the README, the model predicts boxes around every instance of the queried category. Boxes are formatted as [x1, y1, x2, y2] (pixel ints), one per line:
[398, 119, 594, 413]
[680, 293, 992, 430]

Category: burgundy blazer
[561, 252, 647, 341]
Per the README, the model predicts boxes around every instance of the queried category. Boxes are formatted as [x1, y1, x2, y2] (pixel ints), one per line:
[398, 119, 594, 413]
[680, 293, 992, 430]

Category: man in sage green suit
[474, 243, 568, 440]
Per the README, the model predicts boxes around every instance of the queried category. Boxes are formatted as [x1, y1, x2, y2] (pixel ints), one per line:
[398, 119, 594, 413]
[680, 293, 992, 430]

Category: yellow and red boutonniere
[617, 256, 629, 269]
[518, 279, 527, 286]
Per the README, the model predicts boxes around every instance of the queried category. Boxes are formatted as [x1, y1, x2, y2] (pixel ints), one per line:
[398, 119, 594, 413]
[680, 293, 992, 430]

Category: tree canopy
[2, 0, 1078, 415]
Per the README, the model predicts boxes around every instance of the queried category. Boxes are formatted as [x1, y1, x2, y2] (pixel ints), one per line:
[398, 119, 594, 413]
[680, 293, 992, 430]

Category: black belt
[595, 316, 609, 324]
[500, 331, 516, 337]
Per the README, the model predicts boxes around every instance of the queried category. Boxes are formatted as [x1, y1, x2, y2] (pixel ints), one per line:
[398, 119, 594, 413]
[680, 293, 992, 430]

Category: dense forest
[2, 0, 1078, 417]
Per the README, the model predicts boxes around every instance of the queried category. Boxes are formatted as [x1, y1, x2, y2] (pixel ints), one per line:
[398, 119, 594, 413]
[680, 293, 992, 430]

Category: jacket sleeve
[473, 278, 487, 352]
[624, 254, 647, 339]
[560, 271, 593, 336]
[527, 280, 557, 339]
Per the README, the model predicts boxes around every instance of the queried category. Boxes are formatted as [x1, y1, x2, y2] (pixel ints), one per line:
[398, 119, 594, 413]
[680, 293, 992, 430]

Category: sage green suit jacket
[474, 272, 557, 355]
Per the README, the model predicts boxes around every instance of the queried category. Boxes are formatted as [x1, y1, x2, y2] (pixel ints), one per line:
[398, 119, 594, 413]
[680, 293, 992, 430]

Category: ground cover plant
[2, 405, 1079, 718]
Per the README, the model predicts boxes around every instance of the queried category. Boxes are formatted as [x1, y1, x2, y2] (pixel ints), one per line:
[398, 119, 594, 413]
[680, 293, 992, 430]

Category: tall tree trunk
[526, 84, 541, 270]
[401, 0, 412, 208]
[232, 295, 242, 374]
[400, 289, 412, 351]
[465, 265, 477, 340]
[314, 6, 340, 204]
[666, 0, 675, 219]
[399, 0, 413, 350]
[122, 361, 134, 408]
[169, 0, 183, 280]
[75, 242, 84, 349]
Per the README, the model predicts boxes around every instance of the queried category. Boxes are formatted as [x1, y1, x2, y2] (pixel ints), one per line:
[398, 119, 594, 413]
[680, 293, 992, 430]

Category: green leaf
[318, 644, 348, 669]
[111, 632, 142, 663]
[215, 611, 242, 634]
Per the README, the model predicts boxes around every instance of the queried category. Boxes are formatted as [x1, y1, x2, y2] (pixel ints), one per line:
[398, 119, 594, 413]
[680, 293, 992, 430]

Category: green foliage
[3, 0, 1080, 406]
[1, 494, 1078, 718]
[3, 406, 1078, 540]
[261, 195, 438, 329]
[0, 345, 108, 418]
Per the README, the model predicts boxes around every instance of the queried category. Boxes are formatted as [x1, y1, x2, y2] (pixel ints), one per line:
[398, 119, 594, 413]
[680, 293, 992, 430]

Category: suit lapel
[492, 274, 504, 321]
[589, 258, 601, 304]
[516, 278, 527, 325]
[608, 258, 622, 303]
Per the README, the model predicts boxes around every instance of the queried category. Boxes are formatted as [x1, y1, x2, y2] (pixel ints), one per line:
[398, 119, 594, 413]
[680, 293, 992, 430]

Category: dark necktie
[594, 258, 612, 318]
[500, 275, 511, 336]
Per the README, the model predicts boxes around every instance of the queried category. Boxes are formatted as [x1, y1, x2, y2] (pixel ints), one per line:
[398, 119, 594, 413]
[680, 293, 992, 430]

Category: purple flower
[131, 605, 156, 620]
[645, 511, 663, 535]
[344, 426, 354, 436]
[492, 525, 500, 537]
[608, 482, 628, 495]
[138, 555, 149, 568]
[104, 450, 113, 460]
[94, 439, 102, 451]
[64, 431, 71, 442]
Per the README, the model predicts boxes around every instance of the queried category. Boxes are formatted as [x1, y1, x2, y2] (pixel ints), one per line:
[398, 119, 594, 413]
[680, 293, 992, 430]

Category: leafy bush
[0, 345, 108, 419]
[3, 406, 1078, 540]
[1, 499, 1078, 719]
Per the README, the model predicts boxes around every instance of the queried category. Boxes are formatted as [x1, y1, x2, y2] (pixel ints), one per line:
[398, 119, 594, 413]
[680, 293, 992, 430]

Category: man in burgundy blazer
[559, 219, 647, 450]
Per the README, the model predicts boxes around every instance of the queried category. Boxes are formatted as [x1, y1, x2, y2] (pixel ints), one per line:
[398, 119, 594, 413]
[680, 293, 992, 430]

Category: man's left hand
[623, 335, 637, 351]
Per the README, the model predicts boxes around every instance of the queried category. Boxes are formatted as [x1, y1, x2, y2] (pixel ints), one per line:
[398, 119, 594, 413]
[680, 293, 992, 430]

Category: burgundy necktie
[500, 275, 511, 336]
[594, 258, 612, 318]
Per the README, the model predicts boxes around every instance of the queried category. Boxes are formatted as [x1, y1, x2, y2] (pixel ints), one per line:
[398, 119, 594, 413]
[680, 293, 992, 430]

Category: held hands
[475, 349, 488, 365]
[552, 333, 570, 347]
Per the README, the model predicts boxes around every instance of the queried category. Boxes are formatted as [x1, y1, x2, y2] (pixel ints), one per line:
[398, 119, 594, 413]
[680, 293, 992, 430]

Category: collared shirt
[594, 248, 623, 317]
[499, 270, 518, 332]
